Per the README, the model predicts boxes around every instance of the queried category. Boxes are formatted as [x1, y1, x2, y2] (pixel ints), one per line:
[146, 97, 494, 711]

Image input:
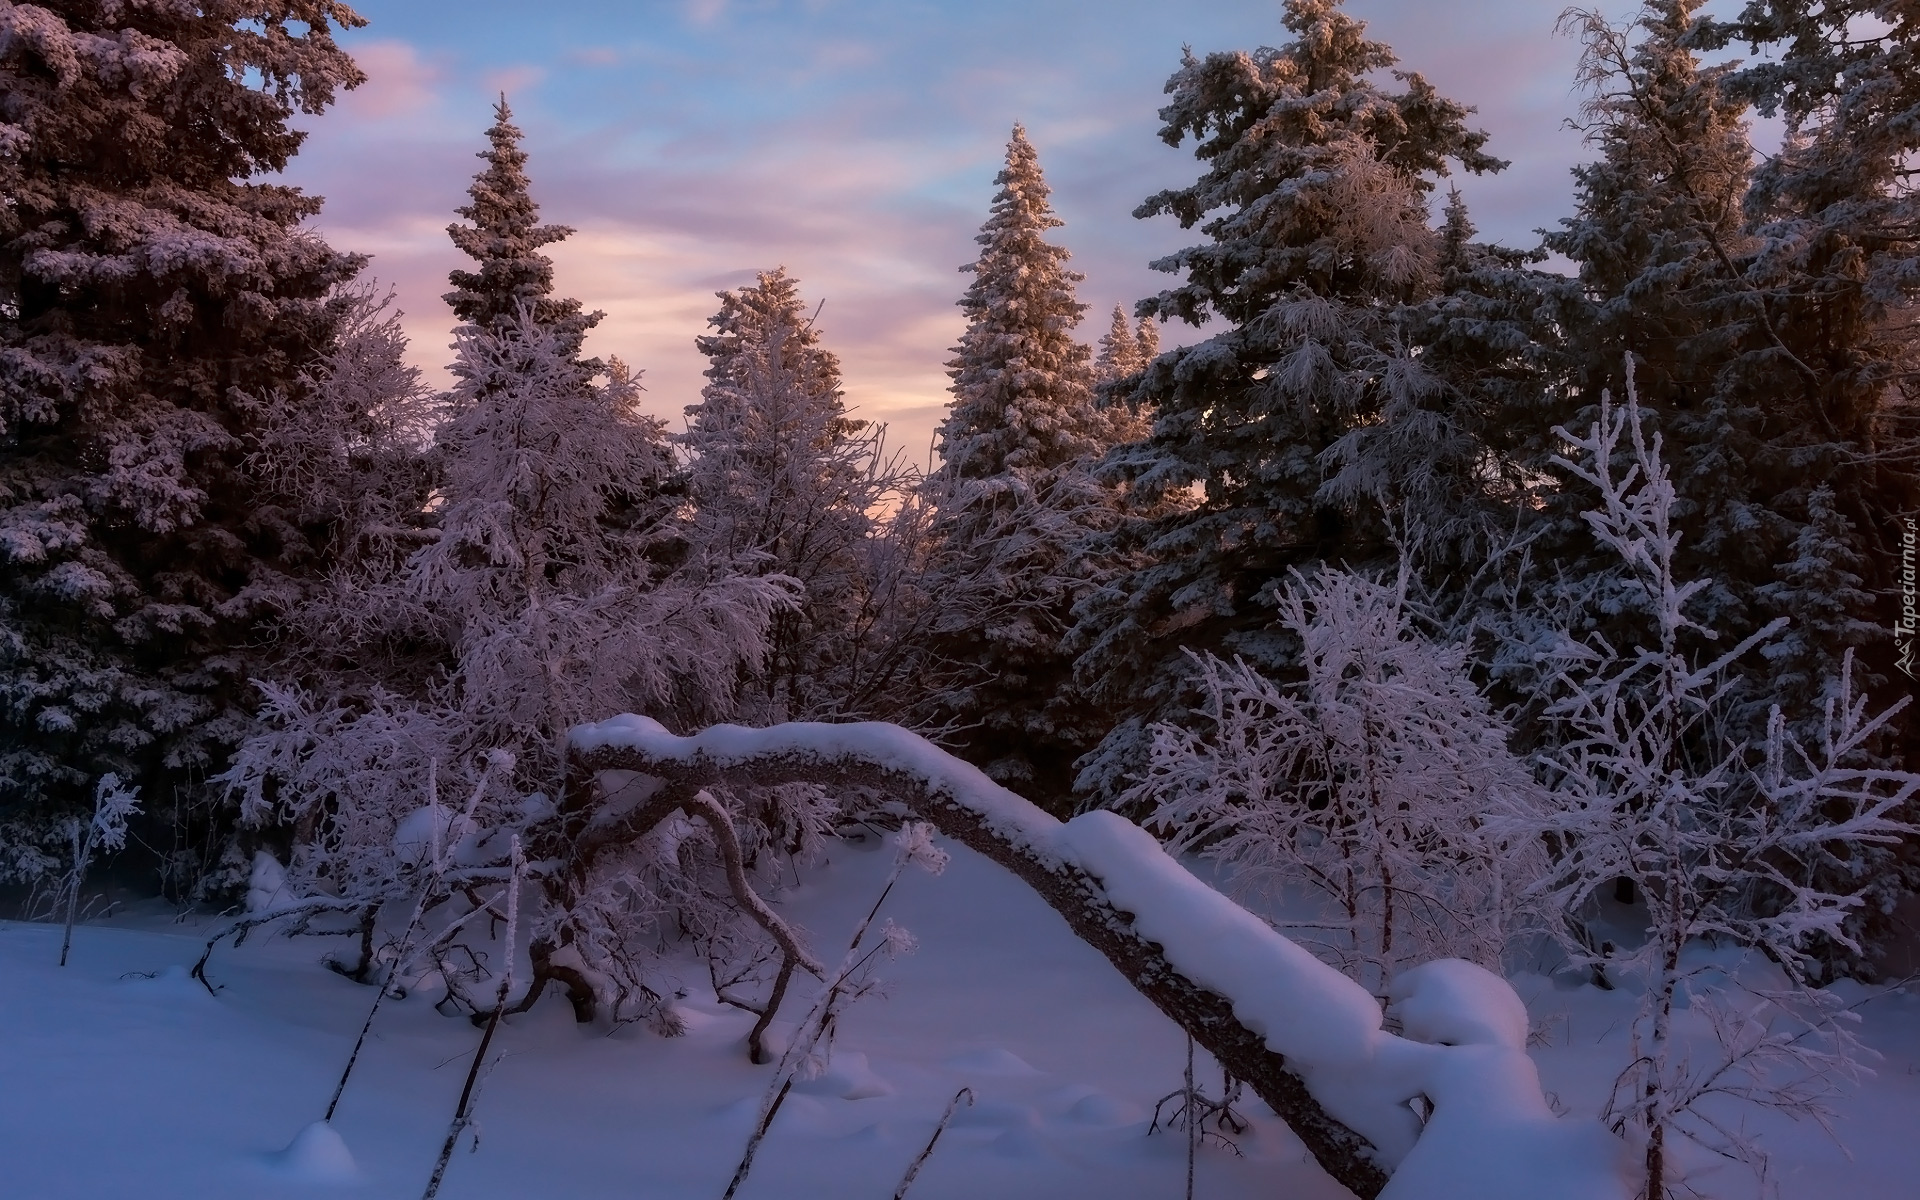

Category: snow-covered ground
[4, 834, 1918, 1199]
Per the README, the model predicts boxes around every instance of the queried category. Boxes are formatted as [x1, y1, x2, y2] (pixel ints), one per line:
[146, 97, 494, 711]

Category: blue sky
[282, 0, 1655, 459]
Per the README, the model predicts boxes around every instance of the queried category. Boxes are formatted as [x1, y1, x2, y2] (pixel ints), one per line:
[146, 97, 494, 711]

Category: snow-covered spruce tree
[1538, 3, 1878, 733]
[1122, 566, 1550, 993]
[221, 113, 799, 1028]
[916, 125, 1128, 812]
[1536, 5, 1915, 972]
[0, 2, 367, 880]
[936, 125, 1113, 483]
[681, 267, 913, 721]
[1069, 0, 1507, 803]
[1092, 303, 1157, 385]
[444, 96, 596, 357]
[1517, 370, 1918, 1200]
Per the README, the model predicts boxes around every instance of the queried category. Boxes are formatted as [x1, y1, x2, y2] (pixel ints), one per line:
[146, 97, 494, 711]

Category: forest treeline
[4, 0, 1916, 958]
[7, 3, 1920, 1193]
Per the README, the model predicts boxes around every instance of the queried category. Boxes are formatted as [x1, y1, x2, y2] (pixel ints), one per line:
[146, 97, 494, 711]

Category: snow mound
[392, 803, 478, 868]
[791, 1050, 894, 1100]
[246, 851, 291, 914]
[263, 1121, 358, 1183]
[1388, 959, 1530, 1049]
[991, 1125, 1049, 1158]
[943, 1047, 1041, 1077]
[1065, 1091, 1139, 1127]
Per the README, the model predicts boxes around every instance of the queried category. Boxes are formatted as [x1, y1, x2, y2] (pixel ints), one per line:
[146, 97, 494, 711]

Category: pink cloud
[337, 39, 444, 119]
[287, 0, 1643, 463]
[484, 64, 546, 100]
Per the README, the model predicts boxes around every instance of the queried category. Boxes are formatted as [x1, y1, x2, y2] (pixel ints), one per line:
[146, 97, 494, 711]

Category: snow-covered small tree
[914, 125, 1132, 810]
[55, 772, 139, 966]
[681, 267, 912, 721]
[1124, 566, 1549, 991]
[1519, 366, 1918, 1199]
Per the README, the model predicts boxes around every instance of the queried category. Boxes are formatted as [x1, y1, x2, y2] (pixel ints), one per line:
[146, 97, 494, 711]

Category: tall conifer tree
[919, 126, 1120, 809]
[445, 97, 597, 357]
[0, 2, 366, 848]
[1070, 0, 1504, 799]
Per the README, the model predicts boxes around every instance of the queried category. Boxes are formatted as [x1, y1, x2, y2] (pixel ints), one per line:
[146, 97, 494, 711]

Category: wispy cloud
[285, 0, 1644, 457]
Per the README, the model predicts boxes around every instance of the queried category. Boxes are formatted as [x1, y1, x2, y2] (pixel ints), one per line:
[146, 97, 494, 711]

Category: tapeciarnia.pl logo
[1899, 515, 1917, 681]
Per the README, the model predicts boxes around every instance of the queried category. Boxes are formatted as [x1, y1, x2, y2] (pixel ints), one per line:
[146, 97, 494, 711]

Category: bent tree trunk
[567, 718, 1392, 1199]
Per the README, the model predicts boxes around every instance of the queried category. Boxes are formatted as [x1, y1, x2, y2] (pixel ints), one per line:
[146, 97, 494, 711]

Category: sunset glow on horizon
[283, 0, 1644, 461]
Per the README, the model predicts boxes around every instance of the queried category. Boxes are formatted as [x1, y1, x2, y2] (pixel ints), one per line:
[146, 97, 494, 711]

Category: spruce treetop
[1135, 312, 1160, 363]
[1095, 304, 1145, 384]
[693, 266, 847, 433]
[937, 124, 1104, 482]
[445, 98, 597, 354]
[1137, 0, 1503, 332]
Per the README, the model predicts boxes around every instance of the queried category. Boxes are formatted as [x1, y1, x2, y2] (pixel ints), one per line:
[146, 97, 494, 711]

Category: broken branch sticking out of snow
[568, 716, 1632, 1200]
[682, 789, 824, 979]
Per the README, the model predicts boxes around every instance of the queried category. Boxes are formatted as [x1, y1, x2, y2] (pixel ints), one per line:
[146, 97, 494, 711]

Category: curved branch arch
[568, 716, 1630, 1200]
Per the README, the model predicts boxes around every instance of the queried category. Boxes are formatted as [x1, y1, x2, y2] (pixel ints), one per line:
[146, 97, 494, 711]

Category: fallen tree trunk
[568, 716, 1392, 1198]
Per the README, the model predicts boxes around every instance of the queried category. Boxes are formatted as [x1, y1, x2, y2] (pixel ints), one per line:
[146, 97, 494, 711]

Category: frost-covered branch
[1123, 566, 1550, 990]
[1513, 361, 1920, 1198]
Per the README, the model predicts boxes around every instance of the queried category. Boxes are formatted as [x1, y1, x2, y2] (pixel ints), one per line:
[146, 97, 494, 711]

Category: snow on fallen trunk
[568, 715, 1630, 1200]
[1061, 815, 1630, 1199]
